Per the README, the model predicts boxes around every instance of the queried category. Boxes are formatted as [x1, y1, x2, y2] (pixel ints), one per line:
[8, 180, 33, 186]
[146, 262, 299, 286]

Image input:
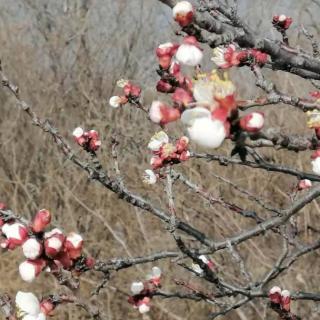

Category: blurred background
[1, 0, 320, 319]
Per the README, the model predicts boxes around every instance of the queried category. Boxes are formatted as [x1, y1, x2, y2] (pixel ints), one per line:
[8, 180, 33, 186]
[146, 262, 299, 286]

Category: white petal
[248, 112, 264, 129]
[19, 261, 36, 282]
[138, 303, 150, 314]
[109, 96, 121, 108]
[16, 291, 40, 316]
[22, 238, 41, 260]
[131, 281, 144, 295]
[181, 107, 211, 126]
[44, 228, 63, 239]
[148, 131, 169, 151]
[187, 117, 226, 148]
[72, 127, 84, 138]
[143, 170, 157, 185]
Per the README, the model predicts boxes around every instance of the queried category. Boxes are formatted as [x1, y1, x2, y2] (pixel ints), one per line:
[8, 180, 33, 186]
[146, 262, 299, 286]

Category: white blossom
[175, 44, 203, 66]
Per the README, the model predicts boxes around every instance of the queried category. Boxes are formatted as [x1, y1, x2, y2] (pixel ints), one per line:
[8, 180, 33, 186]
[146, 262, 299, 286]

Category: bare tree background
[1, 0, 320, 319]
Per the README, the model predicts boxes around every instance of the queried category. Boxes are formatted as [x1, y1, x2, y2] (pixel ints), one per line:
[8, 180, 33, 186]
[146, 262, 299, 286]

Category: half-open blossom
[1, 222, 28, 249]
[143, 169, 157, 185]
[148, 131, 169, 151]
[31, 209, 51, 233]
[22, 238, 43, 260]
[19, 259, 46, 282]
[138, 297, 151, 313]
[109, 96, 127, 108]
[239, 112, 265, 133]
[64, 232, 83, 259]
[16, 291, 46, 320]
[298, 179, 312, 190]
[281, 290, 291, 311]
[211, 45, 244, 69]
[147, 266, 161, 286]
[311, 150, 320, 175]
[172, 1, 194, 27]
[175, 36, 203, 67]
[268, 286, 282, 304]
[131, 281, 144, 295]
[149, 101, 181, 125]
[272, 15, 293, 30]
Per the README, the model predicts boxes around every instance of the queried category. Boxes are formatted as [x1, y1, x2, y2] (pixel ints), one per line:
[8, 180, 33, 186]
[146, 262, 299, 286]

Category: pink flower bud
[172, 1, 194, 27]
[19, 259, 46, 282]
[149, 101, 181, 125]
[281, 290, 291, 311]
[311, 149, 320, 159]
[179, 150, 190, 161]
[64, 232, 83, 259]
[44, 233, 65, 258]
[31, 209, 51, 233]
[268, 286, 282, 304]
[298, 179, 312, 190]
[156, 80, 174, 93]
[172, 88, 193, 106]
[123, 83, 141, 97]
[150, 156, 163, 170]
[1, 222, 28, 249]
[240, 112, 265, 133]
[73, 127, 86, 146]
[22, 238, 43, 260]
[0, 218, 4, 227]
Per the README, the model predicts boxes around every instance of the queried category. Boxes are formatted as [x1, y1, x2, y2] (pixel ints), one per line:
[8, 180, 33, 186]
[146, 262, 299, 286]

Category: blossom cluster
[72, 127, 101, 152]
[211, 44, 268, 69]
[268, 286, 291, 312]
[0, 205, 94, 283]
[128, 266, 162, 313]
[15, 291, 55, 320]
[109, 80, 142, 108]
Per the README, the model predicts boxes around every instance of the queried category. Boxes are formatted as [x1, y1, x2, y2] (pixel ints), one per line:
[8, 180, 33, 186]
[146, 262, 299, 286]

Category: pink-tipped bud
[179, 150, 190, 161]
[272, 15, 293, 30]
[1, 222, 28, 249]
[64, 232, 83, 259]
[240, 112, 265, 133]
[156, 80, 174, 93]
[131, 281, 144, 295]
[19, 259, 46, 282]
[40, 300, 55, 316]
[268, 286, 282, 304]
[44, 233, 65, 258]
[73, 127, 86, 146]
[172, 1, 194, 27]
[149, 101, 181, 125]
[175, 36, 203, 66]
[31, 209, 51, 233]
[22, 238, 43, 260]
[281, 290, 291, 311]
[172, 88, 193, 106]
[298, 179, 312, 190]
